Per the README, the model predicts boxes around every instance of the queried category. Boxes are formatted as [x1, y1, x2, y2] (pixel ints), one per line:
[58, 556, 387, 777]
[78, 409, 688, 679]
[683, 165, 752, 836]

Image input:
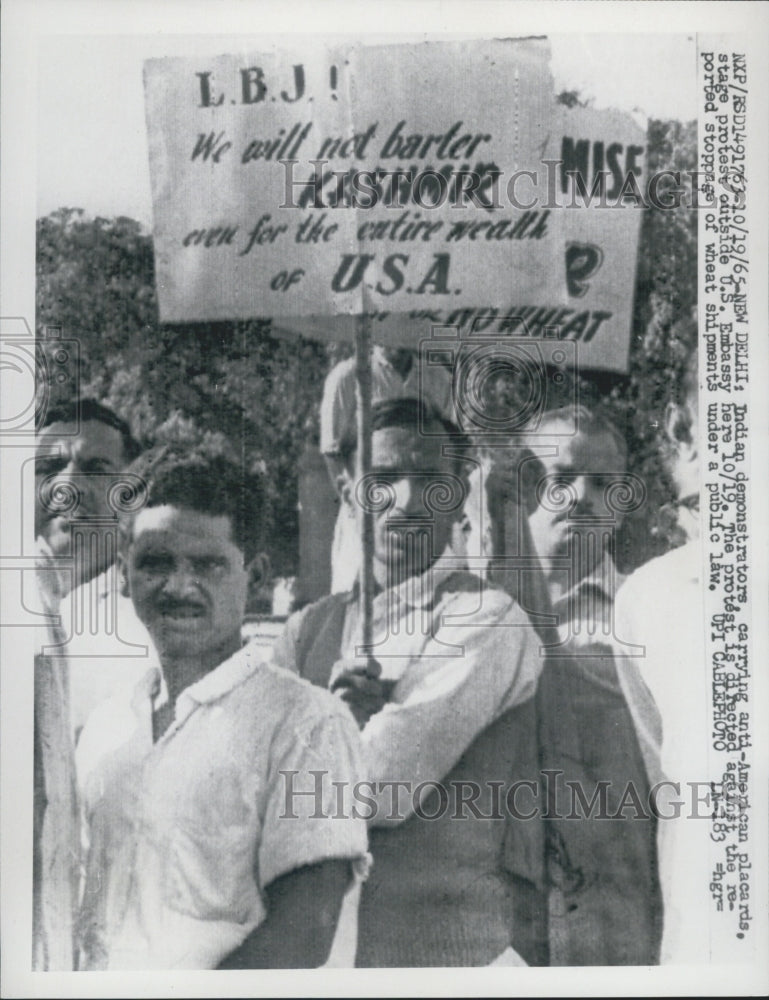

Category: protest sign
[144, 39, 645, 372]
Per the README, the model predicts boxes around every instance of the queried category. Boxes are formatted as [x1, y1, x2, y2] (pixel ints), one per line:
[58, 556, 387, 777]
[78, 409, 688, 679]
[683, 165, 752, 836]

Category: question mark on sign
[565, 242, 604, 298]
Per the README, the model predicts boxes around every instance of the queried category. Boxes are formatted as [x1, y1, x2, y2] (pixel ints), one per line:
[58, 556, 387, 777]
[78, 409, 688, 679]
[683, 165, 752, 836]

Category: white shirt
[551, 550, 627, 652]
[614, 533, 721, 964]
[76, 643, 368, 969]
[275, 548, 543, 827]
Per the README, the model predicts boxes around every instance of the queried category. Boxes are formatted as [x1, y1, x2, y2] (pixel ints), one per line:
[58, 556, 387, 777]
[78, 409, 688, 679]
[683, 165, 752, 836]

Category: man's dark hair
[531, 403, 628, 465]
[127, 447, 265, 562]
[339, 396, 469, 471]
[42, 397, 141, 461]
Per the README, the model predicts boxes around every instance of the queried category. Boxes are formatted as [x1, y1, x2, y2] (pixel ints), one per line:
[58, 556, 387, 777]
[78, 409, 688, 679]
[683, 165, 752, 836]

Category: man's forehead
[130, 504, 241, 553]
[371, 424, 449, 468]
[38, 419, 126, 460]
[540, 427, 626, 470]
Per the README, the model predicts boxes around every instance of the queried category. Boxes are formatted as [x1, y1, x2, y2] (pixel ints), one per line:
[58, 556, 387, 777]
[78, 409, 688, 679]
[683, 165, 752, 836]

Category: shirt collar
[174, 641, 266, 722]
[370, 544, 464, 612]
[554, 549, 625, 608]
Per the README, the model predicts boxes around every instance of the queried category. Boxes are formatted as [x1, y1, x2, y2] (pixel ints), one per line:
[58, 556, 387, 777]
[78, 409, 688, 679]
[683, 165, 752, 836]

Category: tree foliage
[36, 117, 696, 576]
[36, 208, 330, 574]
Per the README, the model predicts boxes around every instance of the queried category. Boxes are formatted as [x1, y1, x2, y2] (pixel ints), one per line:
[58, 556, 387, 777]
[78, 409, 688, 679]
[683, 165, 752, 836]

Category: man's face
[35, 419, 128, 577]
[123, 504, 250, 662]
[527, 421, 626, 580]
[355, 424, 463, 587]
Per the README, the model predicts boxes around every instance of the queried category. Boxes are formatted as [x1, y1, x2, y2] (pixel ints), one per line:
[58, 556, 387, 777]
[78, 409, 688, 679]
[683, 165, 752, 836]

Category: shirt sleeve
[269, 607, 305, 675]
[319, 359, 356, 456]
[361, 588, 542, 826]
[258, 695, 369, 889]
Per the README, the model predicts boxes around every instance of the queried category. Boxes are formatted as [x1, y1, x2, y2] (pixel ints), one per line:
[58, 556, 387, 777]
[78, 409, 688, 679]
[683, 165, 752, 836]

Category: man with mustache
[274, 398, 546, 966]
[33, 397, 143, 969]
[320, 344, 455, 593]
[75, 448, 367, 969]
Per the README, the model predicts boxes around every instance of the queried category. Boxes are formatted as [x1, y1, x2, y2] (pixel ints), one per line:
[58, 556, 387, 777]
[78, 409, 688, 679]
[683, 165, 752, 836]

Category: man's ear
[117, 551, 130, 598]
[247, 552, 271, 590]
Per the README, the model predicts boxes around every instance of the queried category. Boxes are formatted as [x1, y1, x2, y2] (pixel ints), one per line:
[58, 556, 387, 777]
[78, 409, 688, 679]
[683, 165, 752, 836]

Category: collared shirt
[33, 537, 80, 971]
[613, 524, 723, 964]
[550, 550, 627, 652]
[274, 547, 542, 826]
[76, 643, 368, 970]
[319, 346, 455, 456]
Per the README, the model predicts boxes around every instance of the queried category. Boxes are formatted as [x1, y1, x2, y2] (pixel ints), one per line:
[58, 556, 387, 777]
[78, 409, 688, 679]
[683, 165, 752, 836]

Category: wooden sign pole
[355, 314, 375, 656]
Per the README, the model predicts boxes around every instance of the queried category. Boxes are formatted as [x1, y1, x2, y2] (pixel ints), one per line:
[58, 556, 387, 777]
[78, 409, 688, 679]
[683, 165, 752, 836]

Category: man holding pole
[274, 397, 547, 966]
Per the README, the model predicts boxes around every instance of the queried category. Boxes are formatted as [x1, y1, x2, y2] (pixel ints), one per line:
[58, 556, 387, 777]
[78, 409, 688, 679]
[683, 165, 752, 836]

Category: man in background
[521, 405, 631, 647]
[320, 345, 455, 592]
[76, 448, 368, 969]
[36, 398, 158, 738]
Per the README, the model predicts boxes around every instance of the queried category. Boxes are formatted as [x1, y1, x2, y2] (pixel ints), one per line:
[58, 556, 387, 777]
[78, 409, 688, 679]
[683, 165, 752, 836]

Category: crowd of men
[32, 337, 705, 970]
